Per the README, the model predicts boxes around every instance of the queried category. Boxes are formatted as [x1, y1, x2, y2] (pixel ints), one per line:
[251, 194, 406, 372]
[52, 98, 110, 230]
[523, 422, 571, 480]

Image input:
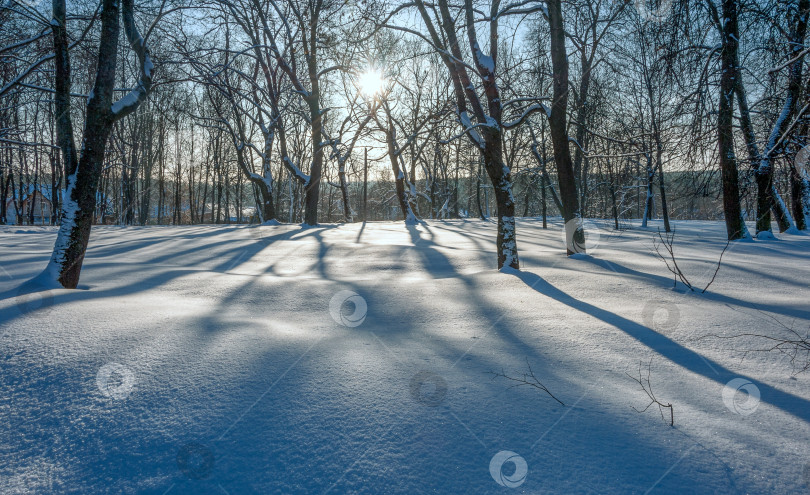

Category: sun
[358, 69, 385, 96]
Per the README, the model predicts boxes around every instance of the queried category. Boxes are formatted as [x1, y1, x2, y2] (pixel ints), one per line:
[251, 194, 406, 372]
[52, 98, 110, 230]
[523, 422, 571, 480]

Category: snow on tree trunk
[336, 153, 353, 223]
[733, 0, 807, 236]
[641, 157, 655, 229]
[383, 121, 418, 224]
[408, 0, 537, 268]
[42, 0, 153, 288]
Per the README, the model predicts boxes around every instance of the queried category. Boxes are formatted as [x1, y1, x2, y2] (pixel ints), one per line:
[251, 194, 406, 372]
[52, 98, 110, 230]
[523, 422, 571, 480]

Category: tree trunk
[548, 0, 584, 254]
[642, 154, 654, 228]
[655, 143, 670, 232]
[303, 95, 323, 225]
[790, 157, 809, 230]
[338, 158, 352, 222]
[363, 147, 368, 221]
[487, 148, 518, 269]
[733, 0, 807, 235]
[476, 159, 485, 219]
[717, 0, 747, 240]
[0, 169, 9, 225]
[383, 115, 418, 223]
[45, 0, 120, 287]
[43, 0, 153, 288]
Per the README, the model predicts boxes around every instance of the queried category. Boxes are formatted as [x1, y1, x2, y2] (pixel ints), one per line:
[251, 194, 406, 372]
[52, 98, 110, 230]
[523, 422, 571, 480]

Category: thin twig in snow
[488, 357, 565, 406]
[627, 359, 674, 427]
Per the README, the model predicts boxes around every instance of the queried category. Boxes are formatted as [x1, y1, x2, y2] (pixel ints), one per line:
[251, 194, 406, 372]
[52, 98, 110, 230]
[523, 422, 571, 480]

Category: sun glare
[358, 69, 385, 96]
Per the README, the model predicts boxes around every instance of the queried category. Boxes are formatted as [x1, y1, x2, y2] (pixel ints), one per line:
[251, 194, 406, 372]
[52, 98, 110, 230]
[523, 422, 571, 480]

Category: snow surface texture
[1, 218, 809, 494]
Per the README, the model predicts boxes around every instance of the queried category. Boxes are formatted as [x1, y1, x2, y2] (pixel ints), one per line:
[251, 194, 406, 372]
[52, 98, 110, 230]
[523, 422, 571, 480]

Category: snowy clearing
[1, 218, 809, 494]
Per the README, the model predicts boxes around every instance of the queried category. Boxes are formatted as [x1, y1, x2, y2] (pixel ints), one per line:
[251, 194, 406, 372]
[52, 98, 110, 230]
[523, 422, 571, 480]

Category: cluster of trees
[1, 0, 808, 286]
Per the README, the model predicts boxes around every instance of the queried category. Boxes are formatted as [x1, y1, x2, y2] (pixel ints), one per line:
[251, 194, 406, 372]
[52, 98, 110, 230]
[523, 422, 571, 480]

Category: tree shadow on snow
[505, 268, 810, 423]
[576, 256, 810, 321]
[0, 224, 337, 329]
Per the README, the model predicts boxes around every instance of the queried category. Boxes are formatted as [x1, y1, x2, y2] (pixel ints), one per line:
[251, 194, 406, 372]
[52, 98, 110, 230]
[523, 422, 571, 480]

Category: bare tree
[384, 0, 558, 267]
[731, 0, 808, 236]
[38, 0, 153, 288]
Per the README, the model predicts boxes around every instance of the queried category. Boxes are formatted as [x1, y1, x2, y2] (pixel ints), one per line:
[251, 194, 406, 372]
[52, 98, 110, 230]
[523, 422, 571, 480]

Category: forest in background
[2, 0, 807, 228]
[2, 0, 809, 287]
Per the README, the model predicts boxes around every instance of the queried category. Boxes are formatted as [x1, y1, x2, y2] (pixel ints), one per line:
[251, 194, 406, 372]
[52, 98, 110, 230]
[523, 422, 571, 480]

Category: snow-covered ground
[1, 218, 809, 494]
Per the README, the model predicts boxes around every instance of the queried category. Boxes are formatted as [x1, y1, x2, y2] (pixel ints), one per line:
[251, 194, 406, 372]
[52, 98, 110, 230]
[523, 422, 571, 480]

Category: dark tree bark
[791, 77, 810, 230]
[303, 89, 323, 225]
[0, 168, 10, 225]
[52, 0, 77, 211]
[407, 0, 523, 268]
[547, 0, 585, 254]
[641, 153, 655, 227]
[732, 0, 807, 235]
[382, 119, 418, 223]
[43, 0, 153, 288]
[656, 150, 671, 232]
[791, 157, 808, 230]
[476, 158, 485, 219]
[716, 0, 747, 240]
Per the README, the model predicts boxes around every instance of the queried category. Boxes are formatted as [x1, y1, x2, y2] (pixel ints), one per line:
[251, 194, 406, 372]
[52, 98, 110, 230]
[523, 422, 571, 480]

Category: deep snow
[1, 218, 809, 494]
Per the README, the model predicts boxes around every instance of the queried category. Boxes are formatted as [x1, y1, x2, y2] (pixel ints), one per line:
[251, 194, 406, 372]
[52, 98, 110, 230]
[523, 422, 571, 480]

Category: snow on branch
[502, 96, 550, 108]
[441, 110, 486, 148]
[769, 102, 810, 154]
[492, 0, 548, 20]
[0, 53, 55, 98]
[0, 29, 52, 55]
[111, 0, 153, 119]
[283, 156, 310, 185]
[502, 103, 550, 129]
[768, 47, 810, 75]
